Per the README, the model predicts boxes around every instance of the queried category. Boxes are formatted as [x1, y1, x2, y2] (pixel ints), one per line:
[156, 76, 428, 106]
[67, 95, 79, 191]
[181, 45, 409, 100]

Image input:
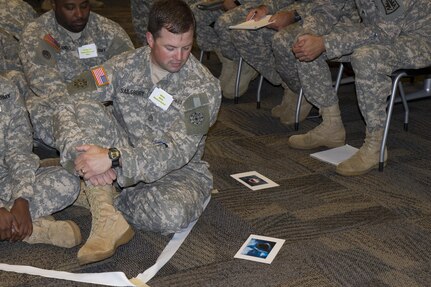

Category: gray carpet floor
[1, 1, 431, 286]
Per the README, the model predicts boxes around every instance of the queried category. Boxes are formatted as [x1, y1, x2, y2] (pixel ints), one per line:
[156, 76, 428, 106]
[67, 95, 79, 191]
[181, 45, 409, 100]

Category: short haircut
[147, 0, 195, 39]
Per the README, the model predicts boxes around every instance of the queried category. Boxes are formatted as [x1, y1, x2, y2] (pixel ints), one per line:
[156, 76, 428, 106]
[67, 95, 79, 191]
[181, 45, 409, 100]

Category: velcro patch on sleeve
[34, 39, 58, 66]
[376, 0, 405, 20]
[183, 94, 210, 135]
[66, 70, 97, 95]
[91, 66, 110, 87]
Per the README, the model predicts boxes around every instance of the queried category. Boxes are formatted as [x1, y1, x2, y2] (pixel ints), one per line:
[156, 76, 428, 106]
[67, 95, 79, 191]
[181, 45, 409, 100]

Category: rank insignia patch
[91, 66, 110, 87]
[380, 0, 400, 15]
[43, 34, 61, 53]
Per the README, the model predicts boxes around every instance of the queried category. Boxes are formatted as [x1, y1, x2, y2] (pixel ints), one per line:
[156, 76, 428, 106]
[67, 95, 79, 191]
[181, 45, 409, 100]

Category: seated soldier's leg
[191, 4, 223, 53]
[53, 100, 133, 264]
[115, 165, 212, 233]
[272, 25, 313, 123]
[215, 5, 258, 98]
[24, 166, 82, 248]
[337, 37, 431, 176]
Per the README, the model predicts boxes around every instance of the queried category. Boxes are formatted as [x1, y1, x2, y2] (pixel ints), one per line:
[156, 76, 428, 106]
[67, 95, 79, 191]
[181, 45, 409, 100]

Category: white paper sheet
[310, 144, 358, 166]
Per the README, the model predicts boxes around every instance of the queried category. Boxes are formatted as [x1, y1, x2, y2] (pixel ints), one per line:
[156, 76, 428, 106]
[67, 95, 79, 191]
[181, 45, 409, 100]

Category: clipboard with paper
[229, 15, 274, 30]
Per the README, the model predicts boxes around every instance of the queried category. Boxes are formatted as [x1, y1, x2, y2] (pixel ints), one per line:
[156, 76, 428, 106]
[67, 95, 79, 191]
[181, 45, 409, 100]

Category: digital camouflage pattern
[191, 0, 260, 55]
[0, 0, 37, 72]
[19, 10, 134, 146]
[231, 0, 358, 85]
[0, 75, 79, 219]
[274, 0, 431, 131]
[53, 46, 222, 232]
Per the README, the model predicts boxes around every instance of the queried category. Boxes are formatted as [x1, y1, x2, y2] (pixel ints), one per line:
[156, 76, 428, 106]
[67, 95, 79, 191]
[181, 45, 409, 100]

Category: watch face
[109, 148, 120, 159]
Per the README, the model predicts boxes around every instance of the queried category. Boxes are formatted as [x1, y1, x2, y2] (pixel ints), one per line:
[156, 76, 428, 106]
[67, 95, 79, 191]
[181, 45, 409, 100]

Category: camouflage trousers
[0, 166, 80, 220]
[53, 100, 212, 233]
[130, 0, 153, 46]
[273, 24, 431, 131]
[214, 4, 255, 61]
[230, 2, 306, 85]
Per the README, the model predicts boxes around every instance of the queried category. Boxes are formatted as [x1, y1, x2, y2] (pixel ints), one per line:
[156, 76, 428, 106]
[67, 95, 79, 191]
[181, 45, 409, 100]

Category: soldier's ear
[146, 32, 154, 49]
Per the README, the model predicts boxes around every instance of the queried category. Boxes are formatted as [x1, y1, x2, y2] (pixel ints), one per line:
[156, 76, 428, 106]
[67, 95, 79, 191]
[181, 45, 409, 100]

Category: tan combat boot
[288, 104, 345, 149]
[222, 60, 258, 99]
[215, 50, 232, 87]
[336, 129, 386, 176]
[24, 216, 82, 248]
[271, 85, 295, 118]
[279, 85, 313, 125]
[77, 185, 134, 265]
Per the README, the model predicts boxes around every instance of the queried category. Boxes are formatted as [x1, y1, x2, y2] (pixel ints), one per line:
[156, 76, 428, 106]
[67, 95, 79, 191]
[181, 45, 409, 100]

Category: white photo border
[234, 234, 285, 264]
[230, 171, 279, 191]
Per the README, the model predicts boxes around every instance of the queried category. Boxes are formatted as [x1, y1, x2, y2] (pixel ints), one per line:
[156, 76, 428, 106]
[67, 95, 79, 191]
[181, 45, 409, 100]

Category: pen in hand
[249, 11, 257, 21]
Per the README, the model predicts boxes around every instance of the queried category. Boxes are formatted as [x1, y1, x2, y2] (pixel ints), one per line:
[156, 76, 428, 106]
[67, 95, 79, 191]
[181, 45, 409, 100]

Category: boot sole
[335, 162, 387, 176]
[77, 227, 135, 265]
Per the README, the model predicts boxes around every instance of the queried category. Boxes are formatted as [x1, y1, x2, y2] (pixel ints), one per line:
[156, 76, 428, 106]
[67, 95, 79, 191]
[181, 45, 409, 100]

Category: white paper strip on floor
[0, 196, 210, 286]
[132, 196, 210, 283]
[0, 264, 135, 286]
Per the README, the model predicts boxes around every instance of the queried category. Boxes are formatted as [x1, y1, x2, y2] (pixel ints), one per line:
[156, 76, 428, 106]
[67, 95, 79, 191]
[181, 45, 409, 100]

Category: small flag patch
[43, 34, 60, 52]
[91, 66, 109, 87]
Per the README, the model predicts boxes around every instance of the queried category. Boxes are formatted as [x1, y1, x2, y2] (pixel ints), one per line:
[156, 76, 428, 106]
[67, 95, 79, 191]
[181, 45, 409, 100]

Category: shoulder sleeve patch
[183, 94, 210, 135]
[91, 66, 110, 87]
[34, 39, 58, 66]
[376, 0, 405, 21]
[66, 70, 97, 95]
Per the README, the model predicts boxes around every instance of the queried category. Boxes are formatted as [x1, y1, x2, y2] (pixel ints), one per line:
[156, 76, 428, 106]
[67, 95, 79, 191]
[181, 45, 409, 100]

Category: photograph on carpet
[234, 235, 285, 264]
[230, 171, 279, 191]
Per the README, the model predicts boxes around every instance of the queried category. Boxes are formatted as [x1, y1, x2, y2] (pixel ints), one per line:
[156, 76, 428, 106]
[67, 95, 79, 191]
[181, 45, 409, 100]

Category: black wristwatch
[293, 10, 302, 22]
[108, 147, 121, 168]
[234, 0, 241, 6]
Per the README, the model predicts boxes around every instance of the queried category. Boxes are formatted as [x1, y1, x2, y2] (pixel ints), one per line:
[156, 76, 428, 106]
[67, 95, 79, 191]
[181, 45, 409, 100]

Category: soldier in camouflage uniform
[190, 0, 260, 99]
[51, 0, 221, 265]
[278, 0, 431, 175]
[0, 75, 81, 247]
[19, 0, 134, 148]
[20, 0, 133, 263]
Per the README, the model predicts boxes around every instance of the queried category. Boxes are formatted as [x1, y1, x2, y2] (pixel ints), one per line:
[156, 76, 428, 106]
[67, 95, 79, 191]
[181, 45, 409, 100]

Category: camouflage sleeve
[18, 23, 69, 108]
[103, 19, 135, 58]
[323, 0, 428, 59]
[301, 0, 354, 36]
[116, 63, 222, 187]
[261, 0, 295, 14]
[3, 81, 39, 202]
[53, 62, 118, 172]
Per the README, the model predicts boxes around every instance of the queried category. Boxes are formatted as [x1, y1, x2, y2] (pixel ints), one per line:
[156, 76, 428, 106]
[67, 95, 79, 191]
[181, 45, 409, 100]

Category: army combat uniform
[52, 46, 222, 233]
[191, 0, 260, 55]
[0, 75, 79, 220]
[0, 0, 37, 72]
[19, 10, 134, 147]
[274, 0, 431, 131]
[280, 0, 431, 175]
[230, 0, 304, 86]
